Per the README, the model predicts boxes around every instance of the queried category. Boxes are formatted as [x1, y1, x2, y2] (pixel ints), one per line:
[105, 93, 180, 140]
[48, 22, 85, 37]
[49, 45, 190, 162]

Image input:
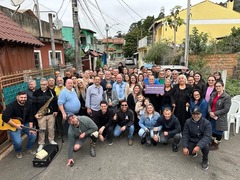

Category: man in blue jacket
[182, 107, 212, 171]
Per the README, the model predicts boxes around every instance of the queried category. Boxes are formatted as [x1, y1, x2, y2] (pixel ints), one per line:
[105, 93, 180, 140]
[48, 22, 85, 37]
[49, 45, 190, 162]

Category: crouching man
[182, 107, 212, 170]
[66, 114, 98, 166]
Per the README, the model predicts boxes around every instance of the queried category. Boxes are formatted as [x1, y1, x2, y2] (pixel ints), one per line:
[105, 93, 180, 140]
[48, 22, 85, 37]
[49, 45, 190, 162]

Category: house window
[116, 53, 122, 58]
[34, 50, 42, 69]
[48, 50, 63, 66]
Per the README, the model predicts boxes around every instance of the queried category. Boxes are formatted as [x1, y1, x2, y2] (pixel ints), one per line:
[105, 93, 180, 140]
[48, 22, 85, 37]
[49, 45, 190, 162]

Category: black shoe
[202, 161, 209, 170]
[141, 137, 146, 145]
[172, 145, 178, 152]
[90, 145, 96, 157]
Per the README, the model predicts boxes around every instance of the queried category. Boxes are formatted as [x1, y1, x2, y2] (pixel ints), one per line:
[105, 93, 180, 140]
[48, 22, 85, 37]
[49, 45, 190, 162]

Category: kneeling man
[67, 114, 98, 166]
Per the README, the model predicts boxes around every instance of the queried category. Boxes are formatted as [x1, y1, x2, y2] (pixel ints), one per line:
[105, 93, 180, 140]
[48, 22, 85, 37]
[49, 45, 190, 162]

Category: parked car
[125, 57, 134, 65]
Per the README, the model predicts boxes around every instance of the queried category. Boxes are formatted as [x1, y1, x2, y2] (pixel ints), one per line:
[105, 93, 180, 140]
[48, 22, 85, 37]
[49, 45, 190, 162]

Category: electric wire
[78, 0, 104, 38]
[121, 0, 144, 19]
[117, 0, 136, 21]
[60, 0, 71, 20]
[86, 0, 129, 27]
[81, 0, 105, 37]
[57, 0, 65, 14]
[94, 0, 107, 24]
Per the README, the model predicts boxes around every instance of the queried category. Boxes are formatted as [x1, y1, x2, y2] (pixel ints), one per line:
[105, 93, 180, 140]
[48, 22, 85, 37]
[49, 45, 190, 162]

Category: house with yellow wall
[153, 0, 240, 44]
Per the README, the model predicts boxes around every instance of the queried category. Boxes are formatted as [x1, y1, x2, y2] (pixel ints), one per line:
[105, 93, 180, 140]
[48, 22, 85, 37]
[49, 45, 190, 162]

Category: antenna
[53, 19, 63, 30]
[11, 0, 25, 6]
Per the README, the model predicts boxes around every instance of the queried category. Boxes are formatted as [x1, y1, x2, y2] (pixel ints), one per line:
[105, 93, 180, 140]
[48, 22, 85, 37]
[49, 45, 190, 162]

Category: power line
[86, 0, 129, 28]
[117, 0, 136, 21]
[78, 0, 104, 38]
[57, 0, 65, 14]
[94, 0, 107, 24]
[60, 0, 71, 20]
[121, 0, 144, 19]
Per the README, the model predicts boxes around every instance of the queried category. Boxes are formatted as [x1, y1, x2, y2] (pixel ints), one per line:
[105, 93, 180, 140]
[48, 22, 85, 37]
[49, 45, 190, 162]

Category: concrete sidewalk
[0, 133, 239, 180]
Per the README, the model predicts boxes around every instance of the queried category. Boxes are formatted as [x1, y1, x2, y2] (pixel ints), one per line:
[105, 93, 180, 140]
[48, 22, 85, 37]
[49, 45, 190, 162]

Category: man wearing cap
[182, 107, 212, 170]
[153, 107, 181, 151]
[66, 114, 98, 166]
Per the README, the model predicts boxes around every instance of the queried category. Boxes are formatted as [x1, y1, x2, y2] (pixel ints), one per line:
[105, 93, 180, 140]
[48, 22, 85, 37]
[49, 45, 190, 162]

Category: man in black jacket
[113, 100, 135, 146]
[182, 107, 212, 170]
[153, 107, 181, 152]
[2, 91, 37, 159]
[33, 78, 58, 152]
[93, 101, 115, 145]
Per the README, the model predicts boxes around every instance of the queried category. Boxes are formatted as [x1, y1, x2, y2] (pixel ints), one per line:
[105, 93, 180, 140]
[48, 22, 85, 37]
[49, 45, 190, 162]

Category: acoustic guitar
[0, 114, 43, 132]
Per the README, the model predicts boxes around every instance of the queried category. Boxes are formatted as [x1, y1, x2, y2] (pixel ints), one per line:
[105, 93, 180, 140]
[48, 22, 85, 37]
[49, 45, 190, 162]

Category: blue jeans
[114, 124, 134, 139]
[138, 126, 162, 139]
[9, 122, 37, 153]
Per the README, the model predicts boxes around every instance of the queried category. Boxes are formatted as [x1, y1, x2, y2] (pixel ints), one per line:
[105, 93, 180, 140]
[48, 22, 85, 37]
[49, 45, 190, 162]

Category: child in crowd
[135, 94, 145, 119]
[138, 97, 151, 118]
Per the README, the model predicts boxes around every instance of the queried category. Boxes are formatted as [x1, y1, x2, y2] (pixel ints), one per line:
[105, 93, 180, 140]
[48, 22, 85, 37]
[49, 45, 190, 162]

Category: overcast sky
[1, 0, 225, 38]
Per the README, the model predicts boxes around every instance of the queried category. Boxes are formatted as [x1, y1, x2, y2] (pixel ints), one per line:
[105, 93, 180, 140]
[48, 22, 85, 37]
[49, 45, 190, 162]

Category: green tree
[123, 16, 155, 57]
[189, 27, 209, 55]
[144, 42, 176, 65]
[165, 5, 185, 50]
[64, 47, 75, 64]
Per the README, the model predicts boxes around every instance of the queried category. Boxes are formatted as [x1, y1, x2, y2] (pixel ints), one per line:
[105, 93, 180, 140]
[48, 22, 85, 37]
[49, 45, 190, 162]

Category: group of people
[2, 64, 231, 171]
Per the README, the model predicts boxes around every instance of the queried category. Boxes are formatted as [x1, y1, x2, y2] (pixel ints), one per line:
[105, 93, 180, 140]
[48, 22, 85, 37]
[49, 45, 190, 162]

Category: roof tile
[0, 10, 43, 47]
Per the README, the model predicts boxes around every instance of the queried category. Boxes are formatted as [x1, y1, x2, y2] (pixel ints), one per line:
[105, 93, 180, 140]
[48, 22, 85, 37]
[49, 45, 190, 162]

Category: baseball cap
[192, 107, 201, 114]
[66, 113, 74, 121]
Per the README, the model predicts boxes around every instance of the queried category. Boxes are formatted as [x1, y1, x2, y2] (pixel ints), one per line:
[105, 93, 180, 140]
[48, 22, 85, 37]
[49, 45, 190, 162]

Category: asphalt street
[0, 132, 239, 180]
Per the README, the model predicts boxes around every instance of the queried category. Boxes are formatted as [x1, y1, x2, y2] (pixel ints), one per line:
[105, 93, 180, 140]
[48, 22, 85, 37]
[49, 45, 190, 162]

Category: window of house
[34, 50, 42, 69]
[48, 50, 63, 66]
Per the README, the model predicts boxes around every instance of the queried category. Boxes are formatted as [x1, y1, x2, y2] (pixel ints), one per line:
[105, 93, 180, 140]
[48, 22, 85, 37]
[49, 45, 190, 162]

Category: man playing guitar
[2, 91, 37, 159]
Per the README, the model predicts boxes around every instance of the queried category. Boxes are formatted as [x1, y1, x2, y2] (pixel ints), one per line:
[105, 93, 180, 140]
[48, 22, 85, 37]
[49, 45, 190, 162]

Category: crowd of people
[1, 63, 231, 170]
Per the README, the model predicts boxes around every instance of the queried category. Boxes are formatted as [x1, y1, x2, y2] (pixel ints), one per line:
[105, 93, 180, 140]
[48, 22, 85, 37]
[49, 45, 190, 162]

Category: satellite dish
[54, 19, 63, 30]
[84, 46, 89, 52]
[11, 0, 25, 6]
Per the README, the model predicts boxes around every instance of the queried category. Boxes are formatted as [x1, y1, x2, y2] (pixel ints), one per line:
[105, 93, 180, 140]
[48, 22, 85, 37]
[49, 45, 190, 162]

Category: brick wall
[189, 53, 239, 76]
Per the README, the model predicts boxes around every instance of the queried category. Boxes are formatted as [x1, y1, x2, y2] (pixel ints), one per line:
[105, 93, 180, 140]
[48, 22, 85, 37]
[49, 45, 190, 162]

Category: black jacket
[115, 108, 134, 127]
[33, 88, 58, 116]
[154, 114, 181, 137]
[182, 116, 212, 149]
[2, 100, 34, 123]
[93, 109, 115, 129]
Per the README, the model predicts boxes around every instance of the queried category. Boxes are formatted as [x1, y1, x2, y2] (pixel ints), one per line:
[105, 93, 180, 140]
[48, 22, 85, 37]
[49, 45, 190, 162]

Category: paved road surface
[0, 132, 239, 180]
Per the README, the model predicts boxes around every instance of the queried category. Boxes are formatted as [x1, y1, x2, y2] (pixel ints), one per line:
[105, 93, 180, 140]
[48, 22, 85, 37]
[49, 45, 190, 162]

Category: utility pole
[34, 0, 43, 37]
[184, 0, 191, 67]
[72, 0, 82, 71]
[48, 13, 57, 68]
[105, 24, 109, 65]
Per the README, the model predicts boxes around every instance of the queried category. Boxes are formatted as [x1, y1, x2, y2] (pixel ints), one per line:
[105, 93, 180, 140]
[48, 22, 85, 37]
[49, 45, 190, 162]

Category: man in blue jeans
[113, 100, 135, 146]
[2, 91, 37, 159]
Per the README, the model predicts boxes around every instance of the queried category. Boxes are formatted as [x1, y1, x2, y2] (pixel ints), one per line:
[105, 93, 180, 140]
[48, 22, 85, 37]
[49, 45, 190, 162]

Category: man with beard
[2, 91, 37, 158]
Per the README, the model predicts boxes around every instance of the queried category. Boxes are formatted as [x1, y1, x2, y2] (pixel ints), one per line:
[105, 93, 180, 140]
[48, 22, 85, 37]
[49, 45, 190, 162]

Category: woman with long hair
[124, 74, 130, 84]
[76, 78, 87, 116]
[138, 103, 161, 146]
[190, 89, 208, 118]
[128, 74, 138, 95]
[193, 72, 206, 96]
[138, 73, 145, 89]
[203, 75, 216, 102]
[159, 78, 174, 113]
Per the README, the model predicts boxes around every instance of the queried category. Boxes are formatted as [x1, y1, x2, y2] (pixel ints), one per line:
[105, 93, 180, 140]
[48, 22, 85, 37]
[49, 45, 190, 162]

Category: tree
[189, 27, 209, 55]
[165, 5, 185, 50]
[123, 16, 155, 57]
[144, 42, 177, 65]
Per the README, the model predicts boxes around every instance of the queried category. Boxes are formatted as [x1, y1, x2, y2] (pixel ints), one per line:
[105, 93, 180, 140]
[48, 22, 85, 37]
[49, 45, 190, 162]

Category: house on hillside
[101, 37, 125, 61]
[0, 6, 65, 70]
[0, 10, 43, 75]
[62, 26, 101, 70]
[151, 0, 240, 44]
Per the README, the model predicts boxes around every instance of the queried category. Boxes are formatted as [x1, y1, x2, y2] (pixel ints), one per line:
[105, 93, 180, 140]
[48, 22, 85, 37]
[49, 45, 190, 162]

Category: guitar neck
[21, 126, 39, 132]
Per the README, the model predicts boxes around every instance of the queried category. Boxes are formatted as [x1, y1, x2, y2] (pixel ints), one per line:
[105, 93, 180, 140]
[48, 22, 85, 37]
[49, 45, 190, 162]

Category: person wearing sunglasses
[113, 100, 135, 146]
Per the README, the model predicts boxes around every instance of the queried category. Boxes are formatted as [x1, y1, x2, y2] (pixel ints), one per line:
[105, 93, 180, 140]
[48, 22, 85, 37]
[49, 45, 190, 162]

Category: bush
[225, 78, 240, 97]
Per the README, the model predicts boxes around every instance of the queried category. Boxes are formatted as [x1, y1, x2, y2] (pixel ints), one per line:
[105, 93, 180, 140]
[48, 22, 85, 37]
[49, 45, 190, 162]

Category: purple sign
[145, 84, 164, 94]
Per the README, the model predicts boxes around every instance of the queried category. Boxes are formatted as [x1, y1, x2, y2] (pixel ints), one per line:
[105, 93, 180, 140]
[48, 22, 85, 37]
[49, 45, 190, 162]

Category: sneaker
[141, 137, 146, 145]
[192, 152, 198, 158]
[16, 152, 22, 159]
[202, 161, 209, 170]
[49, 140, 58, 145]
[26, 149, 36, 155]
[108, 140, 113, 146]
[128, 138, 133, 146]
[172, 145, 178, 152]
[90, 145, 96, 157]
[37, 144, 44, 152]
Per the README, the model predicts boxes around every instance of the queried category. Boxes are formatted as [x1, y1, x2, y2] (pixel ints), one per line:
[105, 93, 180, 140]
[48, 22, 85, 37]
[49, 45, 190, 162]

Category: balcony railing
[138, 36, 152, 49]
